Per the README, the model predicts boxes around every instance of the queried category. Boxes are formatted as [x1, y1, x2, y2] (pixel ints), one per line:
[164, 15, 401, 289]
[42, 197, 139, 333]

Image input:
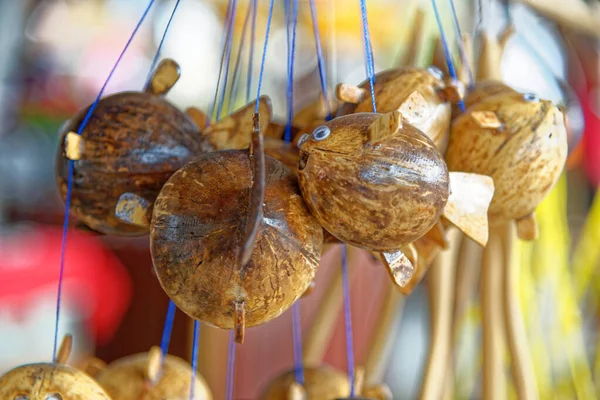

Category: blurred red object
[0, 225, 132, 344]
[581, 85, 600, 187]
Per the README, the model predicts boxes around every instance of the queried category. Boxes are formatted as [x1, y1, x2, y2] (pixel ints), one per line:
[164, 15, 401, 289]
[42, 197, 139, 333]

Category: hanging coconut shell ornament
[335, 67, 464, 153]
[0, 335, 112, 400]
[86, 346, 212, 400]
[56, 59, 210, 236]
[259, 366, 391, 400]
[297, 111, 494, 288]
[447, 91, 568, 240]
[118, 115, 323, 342]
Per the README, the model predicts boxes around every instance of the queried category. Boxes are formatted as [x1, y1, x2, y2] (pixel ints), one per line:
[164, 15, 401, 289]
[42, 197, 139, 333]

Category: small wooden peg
[234, 300, 246, 344]
[65, 132, 84, 160]
[379, 250, 415, 288]
[398, 91, 431, 124]
[336, 83, 367, 103]
[80, 357, 107, 377]
[115, 192, 152, 228]
[56, 334, 73, 364]
[146, 346, 163, 384]
[145, 58, 181, 96]
[367, 111, 403, 143]
[438, 79, 466, 103]
[288, 382, 307, 400]
[471, 111, 503, 130]
[186, 107, 210, 129]
[516, 212, 538, 241]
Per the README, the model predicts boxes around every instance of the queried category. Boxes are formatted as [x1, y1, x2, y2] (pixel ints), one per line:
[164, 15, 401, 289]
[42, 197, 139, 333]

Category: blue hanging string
[254, 0, 276, 113]
[285, 0, 299, 143]
[358, 0, 377, 113]
[246, 0, 258, 103]
[292, 302, 305, 385]
[189, 320, 200, 400]
[160, 300, 177, 356]
[225, 330, 237, 400]
[52, 0, 156, 363]
[448, 0, 474, 89]
[341, 245, 356, 396]
[431, 0, 466, 112]
[145, 0, 182, 87]
[309, 0, 332, 121]
[227, 0, 254, 113]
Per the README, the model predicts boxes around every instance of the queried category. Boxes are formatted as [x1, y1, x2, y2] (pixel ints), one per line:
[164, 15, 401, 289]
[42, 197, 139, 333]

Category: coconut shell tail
[237, 113, 266, 268]
[56, 334, 73, 364]
[145, 58, 181, 96]
[336, 83, 367, 103]
[201, 96, 273, 150]
[146, 346, 163, 384]
[516, 212, 538, 241]
[443, 172, 495, 247]
[288, 382, 307, 400]
[379, 249, 416, 288]
[115, 192, 153, 228]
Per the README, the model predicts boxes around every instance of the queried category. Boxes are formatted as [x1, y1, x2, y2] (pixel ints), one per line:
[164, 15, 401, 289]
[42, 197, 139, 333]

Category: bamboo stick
[398, 7, 425, 67]
[516, 0, 600, 38]
[419, 230, 461, 400]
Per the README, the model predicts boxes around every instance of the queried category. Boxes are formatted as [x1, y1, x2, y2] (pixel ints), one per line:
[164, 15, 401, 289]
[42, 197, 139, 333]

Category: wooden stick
[481, 226, 507, 400]
[397, 7, 425, 67]
[502, 222, 539, 399]
[364, 283, 405, 386]
[419, 230, 462, 400]
[515, 0, 600, 38]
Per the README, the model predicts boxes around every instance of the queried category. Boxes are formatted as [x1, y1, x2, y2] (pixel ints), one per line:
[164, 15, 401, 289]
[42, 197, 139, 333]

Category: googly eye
[427, 66, 444, 80]
[297, 133, 310, 148]
[523, 93, 540, 102]
[312, 126, 330, 141]
[14, 395, 29, 400]
[45, 394, 62, 400]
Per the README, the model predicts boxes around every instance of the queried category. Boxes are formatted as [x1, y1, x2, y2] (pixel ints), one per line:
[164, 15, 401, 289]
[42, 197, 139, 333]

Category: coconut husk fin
[202, 96, 272, 150]
[145, 58, 181, 96]
[336, 83, 367, 103]
[288, 382, 307, 400]
[238, 114, 265, 268]
[471, 111, 503, 129]
[234, 300, 246, 344]
[64, 132, 84, 160]
[115, 192, 152, 228]
[186, 107, 210, 129]
[425, 221, 449, 249]
[367, 111, 403, 143]
[379, 248, 415, 288]
[516, 212, 538, 241]
[443, 172, 494, 246]
[398, 90, 431, 125]
[56, 334, 73, 364]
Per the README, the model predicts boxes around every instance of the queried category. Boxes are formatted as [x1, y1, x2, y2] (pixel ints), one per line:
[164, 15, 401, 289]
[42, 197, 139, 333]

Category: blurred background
[0, 0, 599, 399]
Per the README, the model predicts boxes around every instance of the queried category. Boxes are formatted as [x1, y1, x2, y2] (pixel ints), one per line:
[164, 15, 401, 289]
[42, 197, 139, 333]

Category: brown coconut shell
[297, 112, 449, 252]
[150, 150, 323, 330]
[0, 363, 112, 400]
[94, 350, 212, 400]
[447, 92, 568, 225]
[335, 67, 454, 153]
[259, 366, 350, 400]
[56, 91, 208, 236]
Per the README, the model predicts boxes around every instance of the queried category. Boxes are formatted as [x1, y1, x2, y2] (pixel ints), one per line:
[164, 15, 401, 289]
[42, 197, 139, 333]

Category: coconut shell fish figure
[447, 91, 568, 240]
[56, 59, 210, 236]
[117, 115, 323, 342]
[297, 111, 494, 288]
[0, 335, 112, 400]
[335, 67, 464, 154]
[85, 347, 212, 400]
[260, 366, 391, 400]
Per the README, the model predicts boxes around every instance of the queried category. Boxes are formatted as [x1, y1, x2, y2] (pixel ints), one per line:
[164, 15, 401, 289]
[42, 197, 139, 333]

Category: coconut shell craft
[335, 66, 464, 153]
[116, 115, 323, 342]
[259, 366, 391, 400]
[297, 111, 494, 288]
[0, 336, 112, 400]
[447, 90, 568, 240]
[87, 346, 212, 400]
[56, 59, 210, 236]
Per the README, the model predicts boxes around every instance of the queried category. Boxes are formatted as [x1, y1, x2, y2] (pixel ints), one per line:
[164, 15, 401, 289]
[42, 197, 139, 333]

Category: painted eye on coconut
[523, 92, 540, 102]
[312, 125, 331, 141]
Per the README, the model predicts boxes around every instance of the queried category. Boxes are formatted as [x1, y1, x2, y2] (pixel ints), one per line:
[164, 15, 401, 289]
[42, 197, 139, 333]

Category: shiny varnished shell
[0, 363, 111, 400]
[151, 150, 323, 329]
[95, 352, 212, 400]
[337, 68, 451, 153]
[298, 113, 449, 251]
[56, 92, 209, 236]
[260, 366, 350, 400]
[447, 93, 568, 223]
